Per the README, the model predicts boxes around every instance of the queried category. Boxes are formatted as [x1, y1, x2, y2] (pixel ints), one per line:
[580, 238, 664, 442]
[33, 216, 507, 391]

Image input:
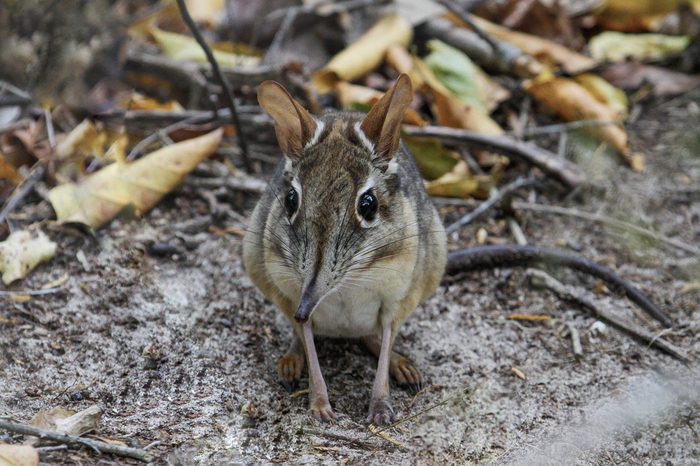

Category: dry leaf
[120, 93, 184, 112]
[600, 63, 700, 96]
[312, 14, 412, 93]
[0, 444, 39, 466]
[0, 230, 57, 285]
[335, 82, 426, 126]
[456, 14, 597, 74]
[49, 129, 223, 228]
[425, 170, 493, 198]
[589, 31, 691, 61]
[151, 28, 260, 68]
[424, 39, 509, 113]
[574, 74, 628, 120]
[402, 134, 460, 180]
[525, 75, 644, 170]
[593, 0, 687, 31]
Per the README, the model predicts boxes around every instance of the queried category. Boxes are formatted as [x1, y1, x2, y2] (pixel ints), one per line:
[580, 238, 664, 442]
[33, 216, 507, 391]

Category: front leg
[300, 321, 336, 421]
[367, 323, 395, 425]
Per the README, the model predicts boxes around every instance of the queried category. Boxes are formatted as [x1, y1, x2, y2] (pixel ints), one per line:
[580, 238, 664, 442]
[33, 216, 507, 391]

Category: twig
[512, 201, 700, 257]
[0, 163, 46, 225]
[526, 269, 688, 362]
[446, 244, 673, 327]
[186, 174, 266, 195]
[304, 428, 378, 450]
[367, 425, 408, 449]
[437, 0, 501, 53]
[445, 177, 535, 234]
[403, 125, 587, 189]
[127, 114, 203, 160]
[175, 0, 252, 172]
[507, 120, 619, 137]
[567, 322, 583, 358]
[0, 287, 64, 297]
[0, 419, 152, 462]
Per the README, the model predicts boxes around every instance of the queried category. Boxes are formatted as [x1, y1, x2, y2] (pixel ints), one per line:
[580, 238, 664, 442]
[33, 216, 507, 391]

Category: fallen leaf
[0, 444, 39, 466]
[593, 0, 686, 31]
[120, 93, 184, 112]
[424, 39, 509, 113]
[455, 13, 597, 74]
[574, 74, 628, 120]
[402, 134, 460, 180]
[589, 31, 691, 62]
[49, 129, 223, 228]
[151, 28, 260, 68]
[0, 230, 57, 285]
[312, 14, 412, 93]
[600, 62, 700, 96]
[335, 82, 426, 126]
[525, 74, 643, 170]
[0, 151, 22, 185]
[425, 171, 493, 199]
[30, 405, 102, 439]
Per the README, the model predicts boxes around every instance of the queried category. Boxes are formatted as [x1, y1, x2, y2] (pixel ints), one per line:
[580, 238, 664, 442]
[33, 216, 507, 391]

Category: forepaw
[309, 399, 336, 422]
[277, 353, 304, 392]
[391, 355, 424, 394]
[366, 399, 395, 426]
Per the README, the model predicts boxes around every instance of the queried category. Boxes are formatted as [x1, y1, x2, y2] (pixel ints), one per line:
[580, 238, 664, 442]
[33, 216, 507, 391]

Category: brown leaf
[600, 62, 700, 96]
[48, 129, 223, 228]
[335, 82, 426, 126]
[0, 444, 39, 466]
[454, 14, 597, 74]
[312, 14, 412, 93]
[525, 75, 644, 170]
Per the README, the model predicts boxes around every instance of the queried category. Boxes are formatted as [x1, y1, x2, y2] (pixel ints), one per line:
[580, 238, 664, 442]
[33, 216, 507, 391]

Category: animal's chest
[311, 291, 382, 338]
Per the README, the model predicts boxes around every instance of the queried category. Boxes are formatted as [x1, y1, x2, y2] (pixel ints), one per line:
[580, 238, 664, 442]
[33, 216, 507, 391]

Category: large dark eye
[285, 188, 299, 217]
[358, 191, 378, 221]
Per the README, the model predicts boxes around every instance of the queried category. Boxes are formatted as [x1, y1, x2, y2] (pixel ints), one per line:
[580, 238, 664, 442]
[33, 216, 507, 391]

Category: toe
[309, 401, 336, 422]
[366, 399, 395, 426]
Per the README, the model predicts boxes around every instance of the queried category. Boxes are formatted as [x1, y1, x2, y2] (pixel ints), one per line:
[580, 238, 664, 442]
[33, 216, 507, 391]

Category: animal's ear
[359, 74, 413, 170]
[258, 81, 318, 158]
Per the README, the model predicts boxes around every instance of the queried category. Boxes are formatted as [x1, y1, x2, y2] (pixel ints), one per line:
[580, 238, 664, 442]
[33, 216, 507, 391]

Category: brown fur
[243, 75, 447, 424]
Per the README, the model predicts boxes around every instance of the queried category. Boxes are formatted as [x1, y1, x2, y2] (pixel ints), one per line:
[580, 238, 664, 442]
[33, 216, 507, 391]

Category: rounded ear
[359, 74, 413, 168]
[258, 81, 318, 158]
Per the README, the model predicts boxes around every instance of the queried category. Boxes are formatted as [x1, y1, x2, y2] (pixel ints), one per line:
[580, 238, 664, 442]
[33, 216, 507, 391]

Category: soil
[1, 91, 699, 465]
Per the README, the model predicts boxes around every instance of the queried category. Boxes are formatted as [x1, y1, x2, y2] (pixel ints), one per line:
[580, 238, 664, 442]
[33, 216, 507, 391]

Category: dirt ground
[1, 91, 699, 465]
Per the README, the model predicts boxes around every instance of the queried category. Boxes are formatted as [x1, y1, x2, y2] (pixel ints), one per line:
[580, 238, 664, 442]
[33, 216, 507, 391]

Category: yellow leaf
[0, 230, 57, 285]
[335, 82, 426, 126]
[0, 444, 39, 466]
[460, 14, 597, 74]
[574, 74, 628, 120]
[120, 93, 184, 112]
[151, 28, 260, 68]
[426, 172, 493, 199]
[525, 76, 643, 170]
[589, 32, 690, 62]
[402, 135, 460, 180]
[48, 129, 223, 229]
[312, 14, 412, 93]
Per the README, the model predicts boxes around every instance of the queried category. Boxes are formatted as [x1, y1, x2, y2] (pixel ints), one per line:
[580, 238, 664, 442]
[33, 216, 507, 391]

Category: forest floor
[1, 90, 699, 465]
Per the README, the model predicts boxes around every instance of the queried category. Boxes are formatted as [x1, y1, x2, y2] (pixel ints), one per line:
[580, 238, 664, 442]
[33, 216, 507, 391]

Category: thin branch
[0, 419, 152, 462]
[445, 176, 536, 234]
[175, 0, 252, 172]
[403, 125, 587, 188]
[0, 163, 46, 225]
[512, 201, 700, 257]
[445, 244, 673, 327]
[507, 119, 619, 137]
[526, 269, 688, 362]
[0, 287, 64, 297]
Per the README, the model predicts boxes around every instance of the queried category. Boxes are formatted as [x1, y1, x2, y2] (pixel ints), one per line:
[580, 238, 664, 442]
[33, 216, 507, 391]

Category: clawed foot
[309, 399, 336, 422]
[391, 355, 424, 394]
[366, 398, 395, 426]
[277, 353, 304, 392]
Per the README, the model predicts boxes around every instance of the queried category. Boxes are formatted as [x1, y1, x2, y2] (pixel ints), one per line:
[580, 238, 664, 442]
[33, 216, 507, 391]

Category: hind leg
[362, 334, 424, 394]
[277, 330, 305, 392]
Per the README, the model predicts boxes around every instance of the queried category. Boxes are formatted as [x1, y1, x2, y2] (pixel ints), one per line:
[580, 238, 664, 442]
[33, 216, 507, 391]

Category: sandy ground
[1, 93, 699, 465]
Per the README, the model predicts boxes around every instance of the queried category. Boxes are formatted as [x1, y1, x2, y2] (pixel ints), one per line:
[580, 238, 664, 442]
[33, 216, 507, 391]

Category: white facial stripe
[304, 119, 325, 149]
[290, 176, 302, 223]
[354, 121, 375, 153]
[284, 156, 293, 172]
[355, 175, 379, 229]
